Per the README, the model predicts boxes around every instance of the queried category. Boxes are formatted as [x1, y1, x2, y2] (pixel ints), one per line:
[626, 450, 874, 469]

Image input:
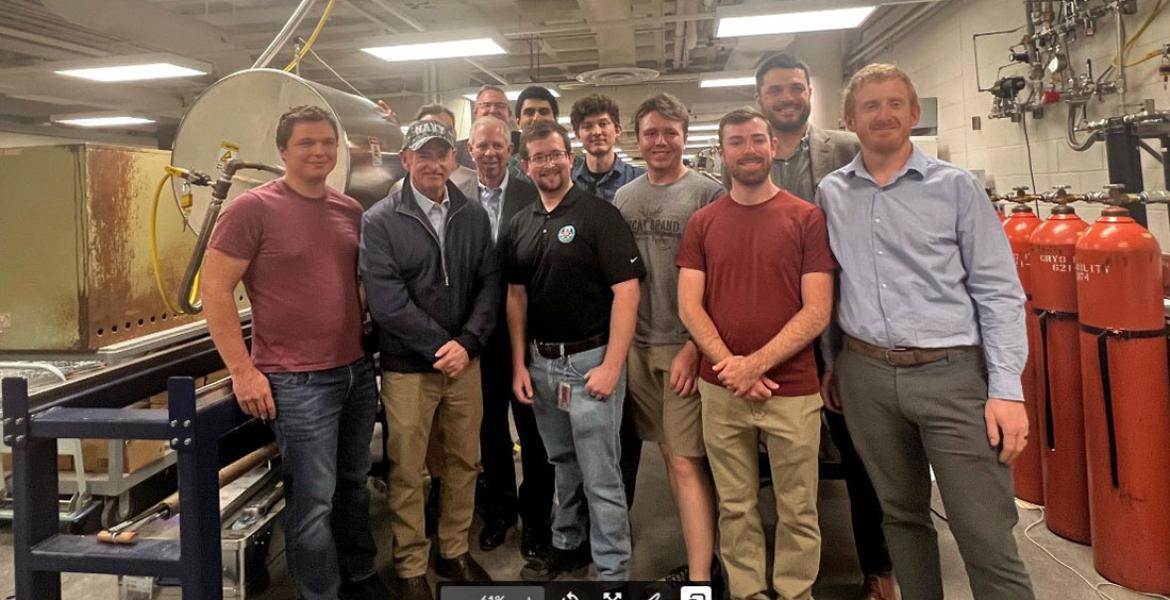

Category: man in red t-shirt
[202, 105, 387, 600]
[677, 108, 835, 600]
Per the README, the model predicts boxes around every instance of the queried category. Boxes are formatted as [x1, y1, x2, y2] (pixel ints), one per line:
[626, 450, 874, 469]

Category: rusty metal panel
[0, 144, 248, 352]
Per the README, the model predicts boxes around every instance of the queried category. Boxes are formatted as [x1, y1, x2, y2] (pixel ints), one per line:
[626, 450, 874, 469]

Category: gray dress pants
[836, 346, 1034, 600]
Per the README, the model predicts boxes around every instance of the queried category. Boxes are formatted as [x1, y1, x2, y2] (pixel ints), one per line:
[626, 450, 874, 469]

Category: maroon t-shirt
[208, 179, 365, 373]
[676, 190, 836, 396]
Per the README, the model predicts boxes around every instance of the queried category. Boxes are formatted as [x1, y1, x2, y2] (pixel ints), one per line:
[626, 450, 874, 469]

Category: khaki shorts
[627, 343, 705, 457]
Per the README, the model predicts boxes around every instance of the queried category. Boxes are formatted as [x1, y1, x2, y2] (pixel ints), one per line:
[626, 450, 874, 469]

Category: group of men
[203, 51, 1036, 600]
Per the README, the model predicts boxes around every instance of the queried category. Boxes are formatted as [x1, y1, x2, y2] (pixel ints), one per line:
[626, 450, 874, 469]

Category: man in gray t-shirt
[613, 93, 724, 584]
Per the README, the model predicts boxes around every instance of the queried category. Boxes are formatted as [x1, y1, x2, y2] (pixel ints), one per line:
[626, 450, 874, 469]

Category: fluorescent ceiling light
[360, 29, 507, 62]
[716, 5, 876, 37]
[557, 116, 571, 124]
[687, 134, 718, 142]
[690, 123, 719, 131]
[700, 75, 755, 88]
[462, 86, 560, 102]
[54, 116, 155, 127]
[56, 62, 206, 82]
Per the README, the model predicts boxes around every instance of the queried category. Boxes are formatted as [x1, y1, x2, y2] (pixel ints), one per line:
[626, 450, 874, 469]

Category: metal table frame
[2, 338, 250, 600]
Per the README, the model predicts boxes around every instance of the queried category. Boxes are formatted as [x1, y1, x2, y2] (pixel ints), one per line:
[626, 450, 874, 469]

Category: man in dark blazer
[467, 115, 555, 561]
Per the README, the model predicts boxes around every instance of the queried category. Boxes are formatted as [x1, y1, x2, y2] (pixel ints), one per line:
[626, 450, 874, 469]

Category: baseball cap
[403, 119, 455, 151]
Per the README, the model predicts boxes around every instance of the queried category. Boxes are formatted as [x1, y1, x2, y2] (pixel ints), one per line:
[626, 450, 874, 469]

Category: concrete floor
[0, 444, 1161, 600]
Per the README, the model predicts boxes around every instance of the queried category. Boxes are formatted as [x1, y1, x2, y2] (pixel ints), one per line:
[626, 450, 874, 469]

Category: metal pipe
[848, 3, 948, 67]
[178, 160, 285, 315]
[1115, 2, 1127, 108]
[252, 0, 316, 69]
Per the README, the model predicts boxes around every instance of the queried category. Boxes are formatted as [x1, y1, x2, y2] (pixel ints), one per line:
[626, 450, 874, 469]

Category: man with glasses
[499, 120, 644, 581]
[361, 120, 499, 600]
[456, 85, 513, 169]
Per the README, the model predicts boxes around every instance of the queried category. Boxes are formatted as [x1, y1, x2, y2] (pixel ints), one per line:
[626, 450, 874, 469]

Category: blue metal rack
[2, 339, 250, 600]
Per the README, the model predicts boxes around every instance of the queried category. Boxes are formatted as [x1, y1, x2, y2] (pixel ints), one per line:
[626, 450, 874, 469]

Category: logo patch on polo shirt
[557, 225, 576, 244]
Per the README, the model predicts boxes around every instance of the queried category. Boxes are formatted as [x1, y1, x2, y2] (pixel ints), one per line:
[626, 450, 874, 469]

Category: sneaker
[662, 564, 689, 582]
[519, 544, 590, 581]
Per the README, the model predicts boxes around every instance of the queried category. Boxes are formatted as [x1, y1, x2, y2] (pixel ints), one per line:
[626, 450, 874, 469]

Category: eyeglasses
[526, 150, 569, 165]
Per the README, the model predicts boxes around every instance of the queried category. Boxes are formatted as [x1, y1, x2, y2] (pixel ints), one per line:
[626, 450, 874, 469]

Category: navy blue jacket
[360, 178, 500, 372]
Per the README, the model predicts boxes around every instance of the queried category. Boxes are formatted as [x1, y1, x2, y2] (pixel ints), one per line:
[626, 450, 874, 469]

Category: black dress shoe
[399, 576, 433, 600]
[436, 553, 492, 582]
[519, 544, 590, 581]
[520, 523, 550, 560]
[340, 574, 394, 600]
[479, 515, 517, 551]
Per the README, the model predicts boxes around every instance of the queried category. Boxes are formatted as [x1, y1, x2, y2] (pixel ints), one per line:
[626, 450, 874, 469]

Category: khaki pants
[699, 380, 822, 600]
[382, 361, 483, 577]
[627, 344, 705, 457]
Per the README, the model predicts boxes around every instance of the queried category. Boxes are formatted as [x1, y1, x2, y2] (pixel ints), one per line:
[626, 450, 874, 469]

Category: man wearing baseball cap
[361, 119, 500, 599]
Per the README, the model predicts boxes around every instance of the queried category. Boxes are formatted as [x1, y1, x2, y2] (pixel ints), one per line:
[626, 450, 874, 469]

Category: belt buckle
[884, 347, 910, 366]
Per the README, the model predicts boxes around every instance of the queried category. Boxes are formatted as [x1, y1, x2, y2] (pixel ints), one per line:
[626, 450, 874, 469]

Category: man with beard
[570, 94, 644, 204]
[678, 108, 834, 600]
[456, 85, 513, 169]
[615, 93, 724, 584]
[755, 53, 894, 600]
[818, 64, 1033, 600]
[499, 120, 643, 580]
[468, 115, 556, 561]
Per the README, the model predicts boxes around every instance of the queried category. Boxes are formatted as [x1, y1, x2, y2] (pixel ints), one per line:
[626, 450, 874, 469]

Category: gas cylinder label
[1039, 254, 1073, 273]
[369, 137, 383, 167]
[1076, 262, 1110, 281]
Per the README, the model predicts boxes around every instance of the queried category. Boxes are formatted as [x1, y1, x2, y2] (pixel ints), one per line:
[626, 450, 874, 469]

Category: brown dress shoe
[859, 574, 897, 600]
[399, 576, 433, 600]
[435, 553, 492, 582]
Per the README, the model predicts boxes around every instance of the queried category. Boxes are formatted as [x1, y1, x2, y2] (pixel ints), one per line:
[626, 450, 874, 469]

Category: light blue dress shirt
[478, 170, 509, 242]
[815, 145, 1027, 401]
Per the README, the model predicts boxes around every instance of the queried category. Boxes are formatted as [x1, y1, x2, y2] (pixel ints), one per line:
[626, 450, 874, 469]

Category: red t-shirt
[676, 191, 836, 396]
[208, 179, 365, 373]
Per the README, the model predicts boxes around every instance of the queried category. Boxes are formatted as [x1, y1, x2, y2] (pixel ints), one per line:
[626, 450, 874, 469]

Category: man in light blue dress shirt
[816, 64, 1034, 600]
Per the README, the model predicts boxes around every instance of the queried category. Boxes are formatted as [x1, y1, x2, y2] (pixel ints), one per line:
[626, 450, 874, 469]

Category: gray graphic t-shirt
[615, 169, 725, 346]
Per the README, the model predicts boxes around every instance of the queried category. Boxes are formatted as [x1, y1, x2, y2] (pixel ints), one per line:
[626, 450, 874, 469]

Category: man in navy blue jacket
[360, 120, 499, 600]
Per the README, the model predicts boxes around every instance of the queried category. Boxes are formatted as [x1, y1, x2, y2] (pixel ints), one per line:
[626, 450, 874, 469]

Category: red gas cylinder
[1003, 204, 1044, 505]
[1076, 206, 1170, 593]
[1029, 206, 1090, 544]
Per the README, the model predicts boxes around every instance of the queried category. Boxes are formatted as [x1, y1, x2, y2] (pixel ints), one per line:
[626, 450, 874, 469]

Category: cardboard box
[81, 439, 169, 474]
[2, 452, 74, 472]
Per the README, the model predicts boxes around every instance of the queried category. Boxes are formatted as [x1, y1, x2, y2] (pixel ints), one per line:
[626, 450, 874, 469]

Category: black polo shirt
[500, 184, 645, 343]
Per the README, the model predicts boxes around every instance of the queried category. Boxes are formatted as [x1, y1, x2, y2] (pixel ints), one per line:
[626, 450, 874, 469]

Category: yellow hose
[283, 0, 336, 72]
[1113, 0, 1166, 68]
[150, 170, 202, 315]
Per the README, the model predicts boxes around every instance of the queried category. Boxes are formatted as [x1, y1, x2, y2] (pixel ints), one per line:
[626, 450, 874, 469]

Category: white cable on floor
[1016, 502, 1170, 600]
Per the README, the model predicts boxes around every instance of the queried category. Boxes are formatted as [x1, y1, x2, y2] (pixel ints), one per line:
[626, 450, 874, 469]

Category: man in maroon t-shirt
[677, 108, 835, 600]
[202, 105, 387, 600]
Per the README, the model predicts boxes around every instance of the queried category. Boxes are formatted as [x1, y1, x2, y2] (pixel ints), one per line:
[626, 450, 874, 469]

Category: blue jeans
[529, 343, 631, 580]
[267, 357, 379, 600]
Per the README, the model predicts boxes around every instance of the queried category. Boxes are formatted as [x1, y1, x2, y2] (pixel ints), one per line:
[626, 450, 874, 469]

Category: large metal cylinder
[1076, 206, 1170, 593]
[1029, 205, 1090, 544]
[171, 69, 404, 230]
[1003, 204, 1045, 505]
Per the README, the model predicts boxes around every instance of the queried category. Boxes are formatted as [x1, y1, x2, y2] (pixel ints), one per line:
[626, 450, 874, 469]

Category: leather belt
[844, 335, 979, 367]
[533, 332, 608, 359]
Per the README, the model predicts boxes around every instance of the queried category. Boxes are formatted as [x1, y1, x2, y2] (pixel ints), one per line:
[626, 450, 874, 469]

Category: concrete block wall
[864, 0, 1170, 245]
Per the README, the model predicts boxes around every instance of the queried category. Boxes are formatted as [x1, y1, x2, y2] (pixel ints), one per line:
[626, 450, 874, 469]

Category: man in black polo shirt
[499, 120, 644, 581]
